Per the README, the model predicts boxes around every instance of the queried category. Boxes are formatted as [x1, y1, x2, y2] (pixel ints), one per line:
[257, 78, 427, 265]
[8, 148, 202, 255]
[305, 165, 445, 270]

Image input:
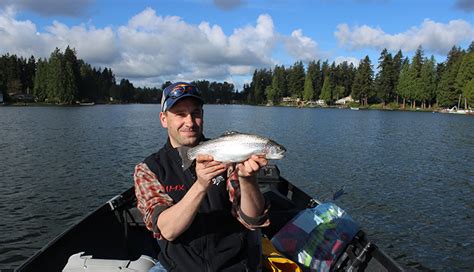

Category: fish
[178, 131, 286, 169]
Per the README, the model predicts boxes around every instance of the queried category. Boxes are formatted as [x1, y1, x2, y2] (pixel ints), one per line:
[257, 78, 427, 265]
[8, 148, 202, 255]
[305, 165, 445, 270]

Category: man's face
[160, 97, 203, 148]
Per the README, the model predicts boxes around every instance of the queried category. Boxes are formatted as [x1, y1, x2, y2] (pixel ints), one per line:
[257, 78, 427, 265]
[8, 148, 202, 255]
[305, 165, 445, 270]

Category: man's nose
[183, 114, 194, 124]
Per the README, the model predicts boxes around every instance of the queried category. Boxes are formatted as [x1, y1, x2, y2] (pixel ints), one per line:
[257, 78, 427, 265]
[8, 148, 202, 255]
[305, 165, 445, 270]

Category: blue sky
[1, 0, 473, 89]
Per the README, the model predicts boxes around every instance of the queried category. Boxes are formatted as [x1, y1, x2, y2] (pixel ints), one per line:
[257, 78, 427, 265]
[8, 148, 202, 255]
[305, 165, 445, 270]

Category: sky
[0, 0, 473, 90]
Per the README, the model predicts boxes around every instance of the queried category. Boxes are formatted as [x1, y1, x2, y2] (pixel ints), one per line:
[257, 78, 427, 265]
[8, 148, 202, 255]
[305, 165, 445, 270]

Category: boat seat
[123, 207, 146, 227]
[264, 189, 301, 238]
[63, 252, 156, 272]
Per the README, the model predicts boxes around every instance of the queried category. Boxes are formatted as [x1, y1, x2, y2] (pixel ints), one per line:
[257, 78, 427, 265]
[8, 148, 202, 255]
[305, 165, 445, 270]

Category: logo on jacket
[164, 185, 185, 192]
[212, 175, 225, 186]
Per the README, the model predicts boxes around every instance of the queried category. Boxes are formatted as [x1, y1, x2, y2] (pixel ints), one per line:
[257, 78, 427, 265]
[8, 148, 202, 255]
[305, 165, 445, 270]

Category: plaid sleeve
[134, 162, 174, 239]
[227, 166, 270, 230]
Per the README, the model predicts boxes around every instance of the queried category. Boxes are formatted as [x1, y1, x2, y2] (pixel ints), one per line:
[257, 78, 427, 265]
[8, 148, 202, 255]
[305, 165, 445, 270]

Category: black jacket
[144, 140, 261, 272]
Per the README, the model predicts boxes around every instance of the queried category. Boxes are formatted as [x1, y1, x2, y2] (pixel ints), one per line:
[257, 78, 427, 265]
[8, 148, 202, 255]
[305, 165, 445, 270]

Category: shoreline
[2, 101, 472, 115]
[270, 102, 472, 114]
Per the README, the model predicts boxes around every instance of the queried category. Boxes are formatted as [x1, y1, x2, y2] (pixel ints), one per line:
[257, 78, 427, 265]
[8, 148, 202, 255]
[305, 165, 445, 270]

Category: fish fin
[177, 146, 194, 170]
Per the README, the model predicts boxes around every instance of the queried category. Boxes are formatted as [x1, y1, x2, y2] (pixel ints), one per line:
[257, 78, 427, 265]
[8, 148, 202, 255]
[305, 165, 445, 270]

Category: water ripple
[0, 105, 473, 271]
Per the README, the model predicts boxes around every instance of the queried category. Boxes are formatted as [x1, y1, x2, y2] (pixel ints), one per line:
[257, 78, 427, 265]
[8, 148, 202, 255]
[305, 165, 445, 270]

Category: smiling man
[134, 82, 270, 272]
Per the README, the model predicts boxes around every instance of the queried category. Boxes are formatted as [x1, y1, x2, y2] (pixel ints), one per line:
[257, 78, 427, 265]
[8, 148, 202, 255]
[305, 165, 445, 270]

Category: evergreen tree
[409, 46, 425, 108]
[307, 61, 320, 99]
[118, 78, 134, 102]
[100, 68, 116, 100]
[64, 46, 80, 101]
[419, 56, 437, 108]
[303, 74, 314, 101]
[257, 70, 268, 104]
[437, 46, 465, 107]
[351, 56, 373, 106]
[411, 46, 424, 78]
[3, 54, 22, 94]
[375, 48, 395, 105]
[319, 76, 332, 104]
[7, 79, 22, 94]
[329, 62, 338, 92]
[392, 50, 404, 103]
[303, 66, 315, 101]
[0, 56, 6, 96]
[109, 84, 120, 101]
[62, 62, 77, 104]
[264, 87, 277, 104]
[249, 69, 271, 104]
[287, 61, 305, 98]
[33, 58, 48, 101]
[321, 60, 330, 79]
[25, 56, 36, 94]
[468, 41, 474, 53]
[334, 85, 345, 100]
[47, 48, 64, 103]
[241, 83, 251, 103]
[463, 79, 474, 107]
[79, 63, 98, 101]
[320, 77, 331, 103]
[338, 61, 354, 98]
[313, 60, 323, 99]
[267, 65, 287, 102]
[455, 51, 474, 107]
[397, 60, 414, 109]
[212, 81, 235, 104]
[194, 80, 211, 103]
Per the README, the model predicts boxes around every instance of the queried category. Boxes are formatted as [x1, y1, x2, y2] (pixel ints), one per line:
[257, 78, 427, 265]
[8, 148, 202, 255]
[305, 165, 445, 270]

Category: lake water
[0, 104, 473, 271]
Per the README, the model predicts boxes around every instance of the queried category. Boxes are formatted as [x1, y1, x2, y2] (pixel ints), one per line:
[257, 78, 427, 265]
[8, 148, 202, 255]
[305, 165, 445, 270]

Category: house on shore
[335, 95, 354, 105]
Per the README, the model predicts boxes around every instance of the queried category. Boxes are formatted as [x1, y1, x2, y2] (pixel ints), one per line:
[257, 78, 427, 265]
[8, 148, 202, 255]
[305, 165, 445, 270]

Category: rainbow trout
[179, 131, 286, 169]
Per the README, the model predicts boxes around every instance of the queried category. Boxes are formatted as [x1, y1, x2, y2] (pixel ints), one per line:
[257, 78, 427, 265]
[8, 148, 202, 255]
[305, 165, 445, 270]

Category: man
[134, 82, 269, 272]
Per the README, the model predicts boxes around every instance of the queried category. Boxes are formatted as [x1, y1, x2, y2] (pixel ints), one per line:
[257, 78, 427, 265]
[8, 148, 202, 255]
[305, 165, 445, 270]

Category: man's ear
[160, 111, 168, 128]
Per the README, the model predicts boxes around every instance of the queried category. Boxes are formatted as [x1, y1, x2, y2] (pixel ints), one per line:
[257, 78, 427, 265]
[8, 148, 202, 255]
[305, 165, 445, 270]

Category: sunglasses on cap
[164, 84, 201, 102]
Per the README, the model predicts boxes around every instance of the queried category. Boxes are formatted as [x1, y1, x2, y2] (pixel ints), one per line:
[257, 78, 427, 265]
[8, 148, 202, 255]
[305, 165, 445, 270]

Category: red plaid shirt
[134, 162, 270, 239]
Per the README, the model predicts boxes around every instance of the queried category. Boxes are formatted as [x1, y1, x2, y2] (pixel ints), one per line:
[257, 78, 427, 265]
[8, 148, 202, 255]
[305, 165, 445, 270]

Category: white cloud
[0, 7, 47, 56]
[114, 9, 278, 82]
[335, 19, 474, 55]
[282, 29, 322, 62]
[46, 21, 118, 64]
[334, 56, 360, 67]
[0, 7, 323, 87]
[0, 7, 118, 63]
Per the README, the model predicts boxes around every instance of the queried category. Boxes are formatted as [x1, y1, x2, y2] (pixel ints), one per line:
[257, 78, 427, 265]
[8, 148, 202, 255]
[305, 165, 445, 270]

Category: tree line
[0, 47, 162, 104]
[0, 47, 243, 105]
[245, 43, 474, 109]
[1, 43, 473, 108]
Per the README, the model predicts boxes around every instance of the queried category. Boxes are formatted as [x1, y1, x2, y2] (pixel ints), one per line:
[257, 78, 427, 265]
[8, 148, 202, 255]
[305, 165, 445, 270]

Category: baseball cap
[161, 82, 204, 112]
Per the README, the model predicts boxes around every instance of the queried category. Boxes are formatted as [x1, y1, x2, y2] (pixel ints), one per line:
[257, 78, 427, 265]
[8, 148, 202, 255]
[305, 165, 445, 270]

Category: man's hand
[236, 155, 268, 178]
[195, 155, 227, 189]
[158, 154, 227, 241]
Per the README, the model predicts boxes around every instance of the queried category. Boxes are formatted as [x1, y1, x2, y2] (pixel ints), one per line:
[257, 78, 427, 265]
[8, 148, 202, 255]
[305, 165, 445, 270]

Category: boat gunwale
[15, 166, 404, 272]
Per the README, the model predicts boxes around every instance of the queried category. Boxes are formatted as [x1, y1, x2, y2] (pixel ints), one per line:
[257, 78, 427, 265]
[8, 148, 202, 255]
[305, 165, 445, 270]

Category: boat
[15, 165, 403, 272]
[445, 106, 473, 115]
[444, 95, 473, 115]
[79, 102, 95, 106]
[350, 107, 360, 111]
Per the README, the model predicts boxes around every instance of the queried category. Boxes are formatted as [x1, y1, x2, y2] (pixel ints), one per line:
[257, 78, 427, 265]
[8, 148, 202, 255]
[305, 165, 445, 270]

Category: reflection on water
[0, 105, 473, 270]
